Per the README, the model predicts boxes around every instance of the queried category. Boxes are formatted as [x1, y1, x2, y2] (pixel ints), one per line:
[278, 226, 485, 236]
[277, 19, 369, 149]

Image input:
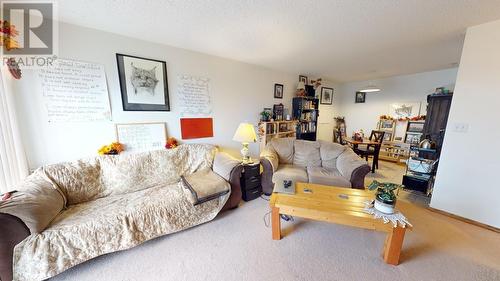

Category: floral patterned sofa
[0, 144, 242, 281]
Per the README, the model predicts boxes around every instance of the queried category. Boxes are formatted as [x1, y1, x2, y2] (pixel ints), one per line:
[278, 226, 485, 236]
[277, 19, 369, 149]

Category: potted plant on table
[368, 181, 402, 214]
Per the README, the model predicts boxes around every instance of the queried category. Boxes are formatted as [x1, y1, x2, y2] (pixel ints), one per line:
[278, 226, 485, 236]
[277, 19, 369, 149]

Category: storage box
[407, 157, 436, 174]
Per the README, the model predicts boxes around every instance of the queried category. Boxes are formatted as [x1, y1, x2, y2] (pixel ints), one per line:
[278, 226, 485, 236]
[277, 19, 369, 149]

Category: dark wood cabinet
[240, 163, 262, 201]
[421, 93, 453, 159]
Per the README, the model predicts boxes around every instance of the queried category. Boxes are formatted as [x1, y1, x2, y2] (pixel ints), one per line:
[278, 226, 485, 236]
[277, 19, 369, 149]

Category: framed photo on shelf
[273, 103, 284, 121]
[355, 91, 366, 103]
[320, 87, 333, 105]
[116, 53, 170, 111]
[274, 83, 283, 99]
[299, 75, 308, 84]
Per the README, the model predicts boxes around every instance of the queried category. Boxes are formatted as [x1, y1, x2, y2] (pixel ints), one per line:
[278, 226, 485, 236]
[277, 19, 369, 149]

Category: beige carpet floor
[51, 162, 500, 281]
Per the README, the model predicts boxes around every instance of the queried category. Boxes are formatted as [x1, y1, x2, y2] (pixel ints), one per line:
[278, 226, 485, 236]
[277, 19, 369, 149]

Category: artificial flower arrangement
[165, 137, 178, 149]
[98, 142, 124, 155]
[379, 115, 426, 122]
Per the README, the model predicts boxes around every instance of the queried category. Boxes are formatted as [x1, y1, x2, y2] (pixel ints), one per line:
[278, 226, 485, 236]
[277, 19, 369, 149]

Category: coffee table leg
[271, 206, 281, 240]
[383, 227, 406, 265]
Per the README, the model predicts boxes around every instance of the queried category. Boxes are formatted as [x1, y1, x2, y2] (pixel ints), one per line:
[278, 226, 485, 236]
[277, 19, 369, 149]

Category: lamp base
[240, 143, 252, 163]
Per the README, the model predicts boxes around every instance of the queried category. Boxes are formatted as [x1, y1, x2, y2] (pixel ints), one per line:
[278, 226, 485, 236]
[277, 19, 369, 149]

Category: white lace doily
[363, 201, 413, 228]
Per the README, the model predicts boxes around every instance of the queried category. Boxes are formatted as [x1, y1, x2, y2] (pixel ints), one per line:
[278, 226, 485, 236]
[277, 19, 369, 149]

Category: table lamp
[232, 123, 257, 163]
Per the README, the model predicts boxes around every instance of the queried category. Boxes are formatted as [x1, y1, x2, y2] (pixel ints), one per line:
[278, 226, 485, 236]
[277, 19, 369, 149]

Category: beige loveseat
[0, 144, 242, 281]
[260, 138, 370, 194]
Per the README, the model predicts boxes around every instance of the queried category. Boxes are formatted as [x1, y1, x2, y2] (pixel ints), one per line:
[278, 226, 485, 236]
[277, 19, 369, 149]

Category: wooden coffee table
[270, 182, 412, 265]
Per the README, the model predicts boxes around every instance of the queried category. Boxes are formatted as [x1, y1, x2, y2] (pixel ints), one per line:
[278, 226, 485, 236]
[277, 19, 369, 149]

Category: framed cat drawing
[116, 54, 170, 111]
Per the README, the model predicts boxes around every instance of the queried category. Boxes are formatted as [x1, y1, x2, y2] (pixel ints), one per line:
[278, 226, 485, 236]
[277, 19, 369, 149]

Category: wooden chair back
[370, 130, 385, 144]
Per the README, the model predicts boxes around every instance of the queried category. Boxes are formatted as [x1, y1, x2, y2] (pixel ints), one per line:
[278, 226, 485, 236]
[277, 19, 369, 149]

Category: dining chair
[353, 130, 385, 173]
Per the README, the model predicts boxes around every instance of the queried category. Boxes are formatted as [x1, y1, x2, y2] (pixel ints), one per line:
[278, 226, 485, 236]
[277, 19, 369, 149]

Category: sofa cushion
[306, 167, 352, 188]
[272, 164, 308, 188]
[41, 158, 103, 205]
[293, 140, 321, 167]
[270, 138, 295, 164]
[319, 141, 346, 169]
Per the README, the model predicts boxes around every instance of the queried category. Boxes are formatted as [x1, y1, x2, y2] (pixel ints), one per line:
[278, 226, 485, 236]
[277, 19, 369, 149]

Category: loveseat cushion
[306, 167, 351, 188]
[272, 164, 308, 187]
[270, 138, 295, 164]
[293, 140, 321, 167]
[319, 141, 346, 169]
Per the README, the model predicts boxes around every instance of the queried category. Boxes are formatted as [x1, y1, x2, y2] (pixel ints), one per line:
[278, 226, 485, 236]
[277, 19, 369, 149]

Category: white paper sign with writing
[38, 59, 112, 122]
[178, 74, 212, 116]
[115, 123, 167, 154]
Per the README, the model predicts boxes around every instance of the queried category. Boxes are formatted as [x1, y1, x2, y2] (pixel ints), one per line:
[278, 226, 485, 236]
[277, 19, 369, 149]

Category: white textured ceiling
[58, 0, 500, 82]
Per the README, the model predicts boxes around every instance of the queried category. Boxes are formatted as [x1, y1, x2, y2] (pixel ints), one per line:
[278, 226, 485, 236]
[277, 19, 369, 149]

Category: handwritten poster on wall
[177, 75, 212, 116]
[115, 122, 167, 154]
[38, 59, 111, 122]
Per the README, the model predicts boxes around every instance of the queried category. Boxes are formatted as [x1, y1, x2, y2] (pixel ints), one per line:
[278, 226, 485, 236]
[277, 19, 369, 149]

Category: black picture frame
[299, 75, 308, 84]
[274, 83, 283, 99]
[355, 91, 366, 103]
[116, 53, 170, 111]
[273, 103, 284, 121]
[320, 87, 333, 105]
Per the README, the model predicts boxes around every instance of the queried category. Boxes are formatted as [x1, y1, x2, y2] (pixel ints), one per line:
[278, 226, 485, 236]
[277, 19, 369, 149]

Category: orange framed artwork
[180, 118, 214, 139]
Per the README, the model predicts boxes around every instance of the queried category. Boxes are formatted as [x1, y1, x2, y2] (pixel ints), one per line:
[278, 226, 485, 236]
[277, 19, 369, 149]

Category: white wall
[430, 20, 500, 228]
[12, 23, 303, 169]
[336, 69, 458, 136]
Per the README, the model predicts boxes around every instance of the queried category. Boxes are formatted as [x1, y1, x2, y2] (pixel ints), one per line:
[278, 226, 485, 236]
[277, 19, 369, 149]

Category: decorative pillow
[41, 157, 103, 205]
[0, 171, 65, 233]
[270, 138, 295, 164]
[319, 141, 346, 169]
[293, 140, 321, 167]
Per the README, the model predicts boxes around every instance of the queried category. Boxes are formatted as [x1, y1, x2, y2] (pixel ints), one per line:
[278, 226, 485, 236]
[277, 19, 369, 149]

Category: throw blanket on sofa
[9, 144, 230, 281]
[181, 169, 230, 205]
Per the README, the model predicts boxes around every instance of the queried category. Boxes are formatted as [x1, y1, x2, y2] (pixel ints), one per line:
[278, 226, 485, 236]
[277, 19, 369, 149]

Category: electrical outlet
[452, 122, 469, 133]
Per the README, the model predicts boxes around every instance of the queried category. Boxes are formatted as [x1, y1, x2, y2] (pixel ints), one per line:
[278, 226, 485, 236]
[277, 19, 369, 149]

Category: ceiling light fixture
[359, 85, 381, 93]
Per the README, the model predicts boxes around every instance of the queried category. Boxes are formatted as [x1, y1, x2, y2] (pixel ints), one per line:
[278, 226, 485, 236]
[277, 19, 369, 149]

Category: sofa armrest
[349, 165, 371, 189]
[0, 171, 65, 234]
[221, 164, 244, 212]
[260, 158, 274, 195]
[0, 171, 65, 281]
[260, 147, 279, 172]
[0, 213, 30, 281]
[213, 152, 243, 211]
[337, 149, 370, 189]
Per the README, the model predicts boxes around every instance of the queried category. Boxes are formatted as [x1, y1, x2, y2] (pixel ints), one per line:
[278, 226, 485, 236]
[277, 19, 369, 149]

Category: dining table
[345, 139, 382, 173]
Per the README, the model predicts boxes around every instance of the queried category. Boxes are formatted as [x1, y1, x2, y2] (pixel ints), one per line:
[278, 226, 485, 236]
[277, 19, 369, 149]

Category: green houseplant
[367, 180, 402, 214]
[260, 110, 271, 122]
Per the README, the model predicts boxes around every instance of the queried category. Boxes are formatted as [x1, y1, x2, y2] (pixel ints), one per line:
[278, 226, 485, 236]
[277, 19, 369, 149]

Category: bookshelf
[292, 97, 319, 141]
[258, 120, 298, 151]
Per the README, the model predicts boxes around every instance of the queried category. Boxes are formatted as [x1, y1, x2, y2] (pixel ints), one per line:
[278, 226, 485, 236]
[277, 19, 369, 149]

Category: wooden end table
[270, 182, 412, 265]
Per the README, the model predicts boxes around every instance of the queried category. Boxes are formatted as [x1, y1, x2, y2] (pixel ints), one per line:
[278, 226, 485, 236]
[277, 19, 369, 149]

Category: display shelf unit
[292, 97, 319, 141]
[258, 120, 298, 151]
[377, 118, 396, 142]
[404, 120, 425, 145]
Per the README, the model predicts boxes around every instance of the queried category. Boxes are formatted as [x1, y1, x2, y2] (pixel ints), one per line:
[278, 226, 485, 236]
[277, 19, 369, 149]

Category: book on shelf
[299, 122, 316, 133]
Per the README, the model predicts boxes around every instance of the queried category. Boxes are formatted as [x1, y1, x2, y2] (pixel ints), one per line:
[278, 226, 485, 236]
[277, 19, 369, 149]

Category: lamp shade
[233, 123, 257, 143]
[297, 81, 306, 90]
